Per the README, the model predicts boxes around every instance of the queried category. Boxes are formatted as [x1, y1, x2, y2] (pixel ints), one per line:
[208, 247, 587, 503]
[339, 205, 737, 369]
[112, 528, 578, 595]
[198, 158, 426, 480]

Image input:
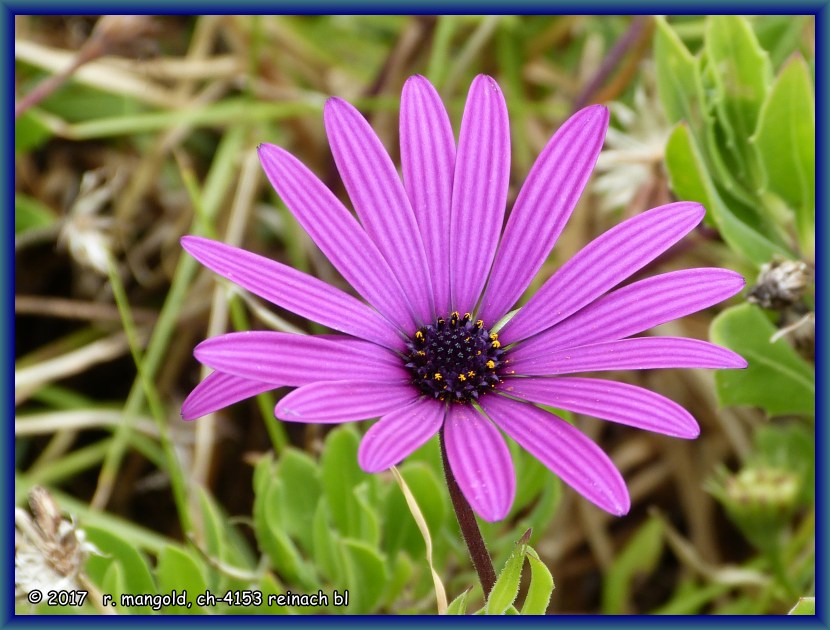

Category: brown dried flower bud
[747, 257, 811, 310]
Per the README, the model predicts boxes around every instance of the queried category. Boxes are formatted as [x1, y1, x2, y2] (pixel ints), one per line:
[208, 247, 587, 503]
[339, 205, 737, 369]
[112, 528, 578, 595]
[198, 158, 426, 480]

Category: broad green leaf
[196, 488, 255, 591]
[521, 548, 554, 615]
[321, 426, 372, 538]
[339, 538, 387, 613]
[665, 122, 791, 266]
[101, 562, 131, 613]
[788, 596, 816, 615]
[752, 56, 815, 252]
[654, 17, 705, 129]
[15, 109, 53, 154]
[381, 552, 414, 610]
[383, 462, 447, 558]
[704, 16, 772, 185]
[751, 16, 811, 69]
[602, 517, 664, 614]
[446, 588, 472, 615]
[156, 545, 208, 615]
[258, 573, 291, 615]
[84, 525, 156, 614]
[486, 533, 528, 615]
[710, 303, 814, 416]
[312, 498, 342, 583]
[15, 194, 57, 235]
[275, 448, 322, 550]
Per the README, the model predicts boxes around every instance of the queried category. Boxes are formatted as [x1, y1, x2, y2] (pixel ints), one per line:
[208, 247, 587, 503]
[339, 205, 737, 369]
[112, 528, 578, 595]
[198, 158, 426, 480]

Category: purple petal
[194, 332, 408, 386]
[258, 143, 417, 331]
[443, 403, 515, 522]
[358, 398, 445, 472]
[499, 376, 699, 438]
[181, 371, 276, 420]
[508, 337, 748, 376]
[275, 379, 419, 423]
[400, 75, 456, 317]
[478, 105, 609, 325]
[449, 75, 510, 315]
[325, 98, 434, 322]
[514, 268, 745, 359]
[500, 202, 706, 344]
[481, 394, 630, 515]
[181, 236, 404, 351]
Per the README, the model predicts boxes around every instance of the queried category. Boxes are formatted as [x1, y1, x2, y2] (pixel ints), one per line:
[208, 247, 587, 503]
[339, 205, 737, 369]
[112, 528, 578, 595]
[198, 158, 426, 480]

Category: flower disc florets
[405, 311, 504, 402]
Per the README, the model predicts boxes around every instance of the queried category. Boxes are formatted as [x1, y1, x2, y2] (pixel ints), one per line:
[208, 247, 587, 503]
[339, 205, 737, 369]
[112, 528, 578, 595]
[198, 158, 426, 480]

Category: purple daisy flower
[181, 75, 746, 522]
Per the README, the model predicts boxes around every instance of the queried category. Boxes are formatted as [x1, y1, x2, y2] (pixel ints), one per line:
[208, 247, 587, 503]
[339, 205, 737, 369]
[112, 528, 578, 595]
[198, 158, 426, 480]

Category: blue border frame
[5, 4, 827, 627]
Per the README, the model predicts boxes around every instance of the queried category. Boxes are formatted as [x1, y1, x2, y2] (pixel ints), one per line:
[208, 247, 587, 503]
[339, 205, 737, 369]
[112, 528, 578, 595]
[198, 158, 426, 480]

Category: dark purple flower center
[404, 312, 505, 403]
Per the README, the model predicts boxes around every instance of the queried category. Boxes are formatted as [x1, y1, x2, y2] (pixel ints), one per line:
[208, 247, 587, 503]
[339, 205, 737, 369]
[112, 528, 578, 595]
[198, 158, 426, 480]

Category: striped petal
[194, 332, 408, 386]
[500, 202, 705, 344]
[275, 380, 419, 423]
[181, 236, 403, 351]
[325, 98, 434, 322]
[258, 143, 417, 332]
[181, 371, 276, 420]
[450, 75, 511, 315]
[509, 337, 748, 377]
[481, 394, 630, 515]
[499, 376, 699, 438]
[443, 403, 515, 522]
[478, 105, 609, 324]
[400, 75, 456, 317]
[358, 398, 445, 472]
[514, 268, 745, 359]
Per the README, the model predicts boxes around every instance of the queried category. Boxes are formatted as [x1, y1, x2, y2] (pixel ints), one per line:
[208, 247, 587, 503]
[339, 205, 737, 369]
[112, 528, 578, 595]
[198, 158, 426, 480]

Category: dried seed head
[747, 257, 811, 310]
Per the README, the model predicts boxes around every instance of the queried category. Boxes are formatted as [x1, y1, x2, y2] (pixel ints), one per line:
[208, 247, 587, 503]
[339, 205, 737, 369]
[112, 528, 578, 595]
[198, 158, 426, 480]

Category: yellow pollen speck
[415, 331, 424, 341]
[476, 350, 482, 356]
[463, 312, 472, 320]
[467, 370, 476, 378]
[491, 340, 501, 349]
[417, 350, 426, 356]
[475, 319, 484, 328]
[464, 336, 471, 342]
[458, 374, 467, 381]
[486, 360, 495, 369]
[490, 332, 499, 341]
[434, 372, 443, 381]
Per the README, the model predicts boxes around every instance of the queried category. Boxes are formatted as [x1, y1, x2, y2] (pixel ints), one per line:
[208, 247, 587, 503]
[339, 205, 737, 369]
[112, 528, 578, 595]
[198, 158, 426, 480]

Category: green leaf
[521, 548, 554, 615]
[84, 525, 156, 614]
[339, 538, 387, 613]
[15, 193, 57, 236]
[788, 597, 815, 615]
[752, 55, 815, 252]
[258, 573, 292, 615]
[156, 545, 208, 615]
[602, 517, 664, 614]
[665, 122, 791, 266]
[312, 498, 342, 583]
[380, 552, 414, 610]
[383, 461, 447, 559]
[15, 109, 53, 154]
[446, 588, 472, 615]
[710, 303, 814, 416]
[654, 17, 705, 129]
[486, 532, 529, 615]
[101, 562, 130, 613]
[274, 448, 322, 550]
[321, 426, 372, 538]
[704, 16, 772, 184]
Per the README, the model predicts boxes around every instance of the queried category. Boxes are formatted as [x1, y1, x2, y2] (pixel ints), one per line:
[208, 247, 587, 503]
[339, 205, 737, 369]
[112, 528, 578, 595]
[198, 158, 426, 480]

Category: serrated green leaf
[710, 303, 814, 416]
[339, 538, 387, 613]
[521, 548, 554, 615]
[752, 55, 815, 253]
[446, 588, 472, 615]
[15, 194, 57, 235]
[704, 16, 772, 185]
[788, 596, 816, 615]
[156, 545, 208, 615]
[486, 536, 527, 615]
[602, 517, 664, 614]
[665, 122, 791, 266]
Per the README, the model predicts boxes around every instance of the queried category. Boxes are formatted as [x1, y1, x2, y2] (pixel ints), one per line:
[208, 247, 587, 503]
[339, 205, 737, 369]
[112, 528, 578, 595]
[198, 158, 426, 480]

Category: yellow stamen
[467, 370, 476, 378]
[417, 350, 426, 356]
[415, 330, 424, 341]
[491, 340, 501, 349]
[475, 319, 484, 329]
[486, 360, 495, 369]
[490, 332, 499, 341]
[458, 374, 467, 382]
[434, 372, 443, 381]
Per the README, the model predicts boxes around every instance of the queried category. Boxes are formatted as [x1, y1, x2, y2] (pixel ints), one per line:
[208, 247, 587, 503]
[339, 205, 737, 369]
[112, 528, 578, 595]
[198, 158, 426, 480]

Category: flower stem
[439, 426, 497, 599]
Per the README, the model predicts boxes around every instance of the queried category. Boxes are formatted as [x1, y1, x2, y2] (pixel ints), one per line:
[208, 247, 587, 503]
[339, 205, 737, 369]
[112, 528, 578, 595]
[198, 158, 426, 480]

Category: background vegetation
[15, 14, 815, 615]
